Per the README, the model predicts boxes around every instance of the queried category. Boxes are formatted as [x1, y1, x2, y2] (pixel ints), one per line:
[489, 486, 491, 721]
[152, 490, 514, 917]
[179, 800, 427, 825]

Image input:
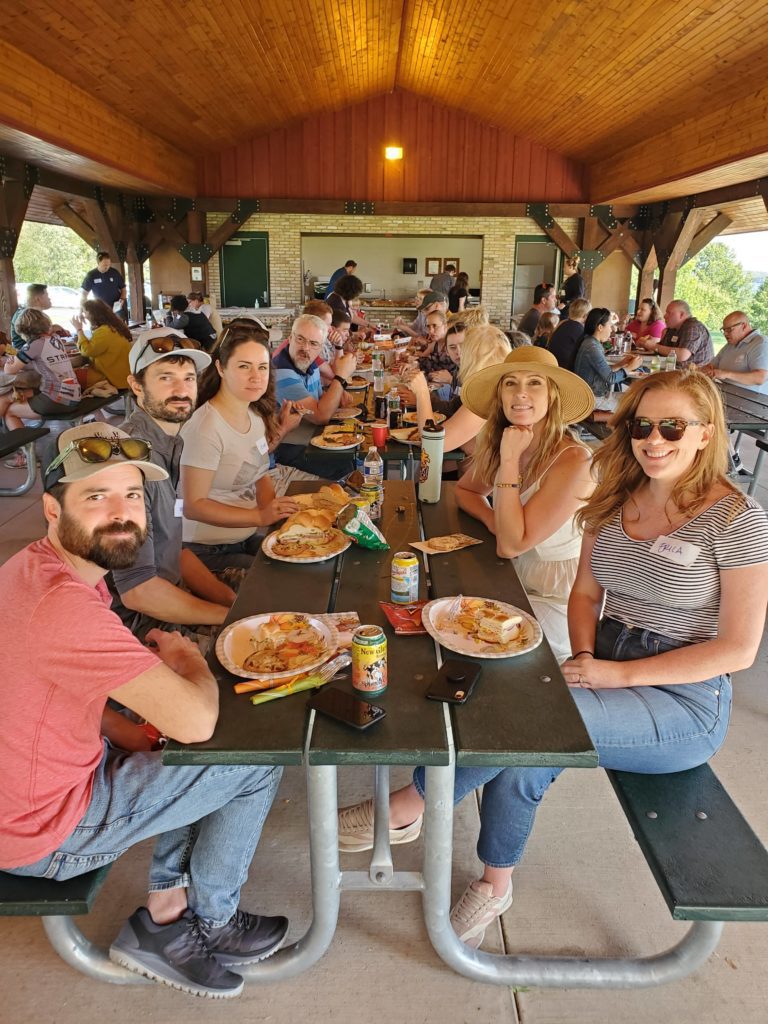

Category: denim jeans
[7, 745, 282, 928]
[413, 617, 731, 868]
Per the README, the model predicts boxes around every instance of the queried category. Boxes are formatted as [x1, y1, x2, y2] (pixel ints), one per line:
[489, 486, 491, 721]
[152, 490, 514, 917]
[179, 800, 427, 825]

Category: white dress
[494, 447, 586, 662]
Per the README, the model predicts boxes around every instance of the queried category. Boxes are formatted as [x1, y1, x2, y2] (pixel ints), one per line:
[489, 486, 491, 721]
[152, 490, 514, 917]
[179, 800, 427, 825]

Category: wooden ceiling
[3, 0, 768, 208]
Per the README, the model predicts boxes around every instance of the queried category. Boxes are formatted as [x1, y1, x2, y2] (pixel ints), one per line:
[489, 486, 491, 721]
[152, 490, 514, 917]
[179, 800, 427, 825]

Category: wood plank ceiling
[3, 0, 768, 209]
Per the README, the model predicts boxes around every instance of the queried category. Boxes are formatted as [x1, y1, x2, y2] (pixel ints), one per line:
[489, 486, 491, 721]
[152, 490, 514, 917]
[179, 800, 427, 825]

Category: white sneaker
[450, 879, 513, 948]
[338, 798, 422, 852]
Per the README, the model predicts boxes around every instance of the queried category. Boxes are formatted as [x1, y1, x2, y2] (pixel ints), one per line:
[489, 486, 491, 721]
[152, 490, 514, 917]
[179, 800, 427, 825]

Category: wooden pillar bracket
[343, 201, 374, 215]
[526, 203, 580, 255]
[590, 204, 617, 229]
[23, 163, 39, 199]
[170, 197, 196, 219]
[578, 249, 604, 272]
[0, 228, 17, 258]
[178, 242, 214, 265]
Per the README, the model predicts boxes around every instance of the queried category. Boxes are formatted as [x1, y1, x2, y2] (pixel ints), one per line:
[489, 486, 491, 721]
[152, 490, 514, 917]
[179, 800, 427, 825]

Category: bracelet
[332, 374, 348, 390]
[571, 650, 594, 658]
[496, 481, 519, 489]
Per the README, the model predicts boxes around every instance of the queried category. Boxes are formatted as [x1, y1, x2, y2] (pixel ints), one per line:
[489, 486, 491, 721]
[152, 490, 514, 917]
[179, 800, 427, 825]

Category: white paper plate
[216, 613, 339, 680]
[261, 529, 351, 563]
[329, 407, 363, 420]
[311, 433, 364, 450]
[402, 411, 446, 425]
[421, 597, 543, 659]
[346, 377, 371, 390]
[390, 427, 421, 444]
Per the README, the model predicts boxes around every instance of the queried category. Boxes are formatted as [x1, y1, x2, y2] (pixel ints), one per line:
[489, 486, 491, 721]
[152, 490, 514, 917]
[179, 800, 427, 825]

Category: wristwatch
[333, 344, 345, 351]
[333, 374, 348, 389]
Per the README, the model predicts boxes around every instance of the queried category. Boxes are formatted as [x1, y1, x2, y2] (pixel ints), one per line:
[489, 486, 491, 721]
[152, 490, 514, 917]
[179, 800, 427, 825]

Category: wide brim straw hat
[462, 346, 595, 424]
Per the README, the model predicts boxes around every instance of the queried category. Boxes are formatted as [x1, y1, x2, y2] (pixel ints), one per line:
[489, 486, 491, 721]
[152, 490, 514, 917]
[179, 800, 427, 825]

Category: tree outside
[674, 241, 754, 341]
[14, 222, 95, 289]
[749, 278, 768, 334]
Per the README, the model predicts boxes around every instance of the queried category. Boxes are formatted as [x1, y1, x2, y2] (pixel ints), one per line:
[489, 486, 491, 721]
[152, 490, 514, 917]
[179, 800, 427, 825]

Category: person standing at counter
[323, 259, 357, 299]
[80, 252, 127, 320]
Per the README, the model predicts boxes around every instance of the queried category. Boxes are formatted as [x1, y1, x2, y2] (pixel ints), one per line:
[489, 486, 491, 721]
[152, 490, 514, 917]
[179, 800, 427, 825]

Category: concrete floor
[1, 438, 766, 1024]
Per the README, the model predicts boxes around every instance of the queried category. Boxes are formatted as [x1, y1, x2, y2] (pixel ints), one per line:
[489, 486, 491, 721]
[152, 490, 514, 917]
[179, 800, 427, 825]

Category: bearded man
[0, 424, 288, 998]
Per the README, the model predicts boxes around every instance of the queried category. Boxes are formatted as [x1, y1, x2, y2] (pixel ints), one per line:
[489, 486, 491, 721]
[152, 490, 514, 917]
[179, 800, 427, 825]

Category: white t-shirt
[180, 402, 270, 545]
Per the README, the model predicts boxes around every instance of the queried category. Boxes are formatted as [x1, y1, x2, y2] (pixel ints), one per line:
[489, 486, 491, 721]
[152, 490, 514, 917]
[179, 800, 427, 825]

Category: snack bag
[337, 503, 389, 550]
[379, 601, 427, 635]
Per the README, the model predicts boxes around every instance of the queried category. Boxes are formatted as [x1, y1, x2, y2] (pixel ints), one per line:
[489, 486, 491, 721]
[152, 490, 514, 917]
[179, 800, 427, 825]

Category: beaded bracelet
[496, 481, 519, 489]
[571, 650, 594, 658]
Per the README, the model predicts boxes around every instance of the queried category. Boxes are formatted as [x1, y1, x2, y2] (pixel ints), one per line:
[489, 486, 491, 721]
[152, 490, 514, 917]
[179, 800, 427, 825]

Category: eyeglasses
[626, 417, 704, 441]
[292, 332, 322, 350]
[46, 436, 152, 475]
[137, 335, 199, 365]
[722, 322, 746, 334]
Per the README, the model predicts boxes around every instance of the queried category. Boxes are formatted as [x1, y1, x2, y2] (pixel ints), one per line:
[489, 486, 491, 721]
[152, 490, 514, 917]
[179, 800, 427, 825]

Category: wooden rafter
[682, 213, 733, 266]
[53, 202, 97, 249]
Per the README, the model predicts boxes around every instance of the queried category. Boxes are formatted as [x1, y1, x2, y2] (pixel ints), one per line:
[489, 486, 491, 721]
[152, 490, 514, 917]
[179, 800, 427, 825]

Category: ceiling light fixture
[385, 146, 403, 161]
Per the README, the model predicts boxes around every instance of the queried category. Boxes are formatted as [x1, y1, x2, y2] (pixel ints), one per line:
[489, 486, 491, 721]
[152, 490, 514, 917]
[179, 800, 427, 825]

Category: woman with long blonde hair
[339, 369, 768, 951]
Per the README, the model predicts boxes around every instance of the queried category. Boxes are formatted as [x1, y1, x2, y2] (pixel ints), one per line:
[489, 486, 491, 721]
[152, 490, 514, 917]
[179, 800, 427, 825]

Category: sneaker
[450, 879, 513, 949]
[109, 907, 244, 999]
[201, 908, 289, 966]
[338, 797, 422, 852]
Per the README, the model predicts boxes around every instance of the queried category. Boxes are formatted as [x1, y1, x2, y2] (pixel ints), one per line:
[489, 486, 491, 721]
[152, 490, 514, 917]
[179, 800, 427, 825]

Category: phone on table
[307, 686, 387, 730]
[425, 659, 482, 704]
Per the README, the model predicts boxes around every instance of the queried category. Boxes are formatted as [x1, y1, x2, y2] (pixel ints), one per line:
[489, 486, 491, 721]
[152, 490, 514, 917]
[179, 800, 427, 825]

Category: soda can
[359, 483, 383, 519]
[352, 625, 388, 695]
[391, 551, 419, 604]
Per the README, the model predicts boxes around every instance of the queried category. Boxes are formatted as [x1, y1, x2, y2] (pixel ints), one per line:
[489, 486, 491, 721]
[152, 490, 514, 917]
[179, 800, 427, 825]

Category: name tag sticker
[174, 498, 184, 518]
[650, 535, 700, 566]
[93, 277, 102, 283]
[256, 437, 269, 455]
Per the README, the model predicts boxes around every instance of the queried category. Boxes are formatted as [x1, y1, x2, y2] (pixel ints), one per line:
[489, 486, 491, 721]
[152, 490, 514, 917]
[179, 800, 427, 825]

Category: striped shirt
[592, 493, 768, 643]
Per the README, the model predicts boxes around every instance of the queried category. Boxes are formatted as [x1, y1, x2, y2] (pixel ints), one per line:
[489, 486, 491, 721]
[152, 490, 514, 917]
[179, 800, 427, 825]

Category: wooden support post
[637, 232, 658, 308]
[580, 217, 604, 297]
[125, 244, 145, 323]
[657, 210, 704, 310]
[53, 203, 98, 249]
[0, 159, 32, 331]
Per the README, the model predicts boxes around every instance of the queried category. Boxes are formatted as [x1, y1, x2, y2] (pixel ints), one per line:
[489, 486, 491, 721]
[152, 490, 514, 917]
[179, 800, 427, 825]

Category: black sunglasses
[626, 417, 704, 441]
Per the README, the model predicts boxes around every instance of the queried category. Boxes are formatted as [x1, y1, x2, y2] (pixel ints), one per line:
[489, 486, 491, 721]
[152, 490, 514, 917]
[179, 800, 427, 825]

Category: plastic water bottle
[373, 352, 385, 394]
[649, 353, 661, 373]
[145, 312, 153, 331]
[418, 419, 445, 504]
[665, 353, 677, 372]
[363, 445, 384, 486]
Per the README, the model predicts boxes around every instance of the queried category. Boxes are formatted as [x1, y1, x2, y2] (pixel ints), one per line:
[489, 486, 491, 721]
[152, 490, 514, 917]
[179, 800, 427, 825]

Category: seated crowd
[0, 277, 767, 1000]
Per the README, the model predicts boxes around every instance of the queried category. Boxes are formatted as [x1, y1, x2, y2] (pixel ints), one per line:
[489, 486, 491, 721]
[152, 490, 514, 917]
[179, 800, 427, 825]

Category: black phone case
[307, 687, 387, 730]
[425, 660, 481, 704]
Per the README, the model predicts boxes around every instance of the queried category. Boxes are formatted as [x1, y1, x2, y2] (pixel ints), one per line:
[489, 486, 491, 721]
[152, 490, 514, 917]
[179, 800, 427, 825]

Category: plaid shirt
[660, 317, 713, 366]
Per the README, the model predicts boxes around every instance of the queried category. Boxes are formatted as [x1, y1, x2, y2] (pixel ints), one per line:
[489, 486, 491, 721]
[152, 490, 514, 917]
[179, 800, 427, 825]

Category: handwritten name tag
[174, 497, 184, 518]
[256, 436, 269, 455]
[650, 535, 700, 566]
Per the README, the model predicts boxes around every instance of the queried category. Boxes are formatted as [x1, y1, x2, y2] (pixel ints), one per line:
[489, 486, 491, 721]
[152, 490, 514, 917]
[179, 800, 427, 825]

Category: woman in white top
[454, 346, 595, 660]
[181, 323, 298, 577]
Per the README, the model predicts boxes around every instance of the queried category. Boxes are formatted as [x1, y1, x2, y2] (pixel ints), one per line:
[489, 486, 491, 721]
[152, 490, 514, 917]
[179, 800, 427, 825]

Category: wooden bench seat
[0, 863, 113, 917]
[609, 764, 768, 922]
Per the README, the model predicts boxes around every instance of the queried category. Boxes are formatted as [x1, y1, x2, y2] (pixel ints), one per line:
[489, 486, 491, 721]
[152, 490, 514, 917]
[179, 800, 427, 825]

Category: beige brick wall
[206, 213, 582, 327]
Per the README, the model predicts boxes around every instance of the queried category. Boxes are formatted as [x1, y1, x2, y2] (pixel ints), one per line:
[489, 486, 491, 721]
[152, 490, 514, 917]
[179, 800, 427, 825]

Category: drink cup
[371, 422, 389, 447]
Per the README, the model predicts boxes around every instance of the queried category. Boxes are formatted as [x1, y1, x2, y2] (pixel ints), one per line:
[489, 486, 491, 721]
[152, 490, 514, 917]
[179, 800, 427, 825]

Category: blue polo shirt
[273, 346, 322, 444]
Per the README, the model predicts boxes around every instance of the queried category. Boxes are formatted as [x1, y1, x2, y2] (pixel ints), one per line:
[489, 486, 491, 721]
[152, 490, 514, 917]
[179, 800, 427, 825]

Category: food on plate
[241, 613, 328, 673]
[348, 375, 370, 387]
[402, 411, 446, 425]
[476, 611, 523, 644]
[271, 509, 346, 557]
[315, 424, 364, 447]
[293, 484, 349, 512]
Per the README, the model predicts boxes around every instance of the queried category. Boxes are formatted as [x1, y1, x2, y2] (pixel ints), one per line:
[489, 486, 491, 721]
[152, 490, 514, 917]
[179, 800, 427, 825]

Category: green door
[219, 232, 270, 307]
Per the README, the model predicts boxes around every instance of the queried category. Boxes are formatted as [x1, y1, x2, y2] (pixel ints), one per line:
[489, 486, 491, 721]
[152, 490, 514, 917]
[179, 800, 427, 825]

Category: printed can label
[352, 625, 388, 695]
[391, 552, 419, 604]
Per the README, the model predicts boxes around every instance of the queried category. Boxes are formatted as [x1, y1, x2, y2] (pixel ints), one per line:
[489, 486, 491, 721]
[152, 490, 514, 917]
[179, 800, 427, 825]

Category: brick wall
[206, 213, 582, 327]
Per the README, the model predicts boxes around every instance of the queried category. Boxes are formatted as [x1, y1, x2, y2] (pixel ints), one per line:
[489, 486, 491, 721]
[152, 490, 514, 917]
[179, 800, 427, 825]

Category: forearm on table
[310, 381, 344, 423]
[180, 548, 234, 604]
[121, 575, 229, 624]
[455, 486, 496, 533]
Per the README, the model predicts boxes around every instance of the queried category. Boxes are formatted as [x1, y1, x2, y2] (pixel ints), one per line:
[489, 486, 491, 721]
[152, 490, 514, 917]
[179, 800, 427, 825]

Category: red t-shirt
[0, 539, 160, 868]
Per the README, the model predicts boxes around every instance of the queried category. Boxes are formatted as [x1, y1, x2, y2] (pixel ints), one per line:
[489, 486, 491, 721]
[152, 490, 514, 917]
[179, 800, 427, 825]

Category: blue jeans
[7, 745, 282, 927]
[413, 617, 731, 868]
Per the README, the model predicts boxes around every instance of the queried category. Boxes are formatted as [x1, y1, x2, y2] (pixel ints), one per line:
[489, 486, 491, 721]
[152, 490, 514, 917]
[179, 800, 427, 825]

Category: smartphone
[307, 686, 387, 730]
[425, 660, 481, 704]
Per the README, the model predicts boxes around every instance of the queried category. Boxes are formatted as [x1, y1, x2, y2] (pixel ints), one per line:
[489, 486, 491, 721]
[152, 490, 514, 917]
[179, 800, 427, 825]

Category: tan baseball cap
[44, 422, 168, 489]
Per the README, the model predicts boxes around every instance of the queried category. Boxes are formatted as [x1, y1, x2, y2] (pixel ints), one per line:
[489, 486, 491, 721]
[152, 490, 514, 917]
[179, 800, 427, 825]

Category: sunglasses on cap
[137, 335, 200, 362]
[626, 417, 704, 441]
[45, 436, 152, 475]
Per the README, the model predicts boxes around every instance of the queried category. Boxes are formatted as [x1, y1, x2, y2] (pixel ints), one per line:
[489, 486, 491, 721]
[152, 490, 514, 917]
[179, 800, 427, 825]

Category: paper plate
[390, 427, 421, 444]
[421, 596, 542, 659]
[329, 407, 363, 420]
[402, 411, 446, 425]
[216, 613, 339, 680]
[261, 529, 351, 563]
[346, 376, 371, 391]
[311, 433, 364, 450]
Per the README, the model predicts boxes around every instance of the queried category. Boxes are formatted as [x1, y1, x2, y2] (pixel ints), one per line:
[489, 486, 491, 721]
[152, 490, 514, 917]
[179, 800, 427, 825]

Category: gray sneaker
[109, 907, 244, 998]
[202, 909, 289, 966]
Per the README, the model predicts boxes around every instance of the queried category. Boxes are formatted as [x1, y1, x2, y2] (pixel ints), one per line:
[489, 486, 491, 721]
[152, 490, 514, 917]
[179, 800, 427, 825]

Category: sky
[719, 231, 768, 272]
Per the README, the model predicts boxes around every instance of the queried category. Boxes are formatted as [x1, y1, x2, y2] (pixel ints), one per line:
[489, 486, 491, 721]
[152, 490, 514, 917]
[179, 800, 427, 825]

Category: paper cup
[371, 422, 389, 447]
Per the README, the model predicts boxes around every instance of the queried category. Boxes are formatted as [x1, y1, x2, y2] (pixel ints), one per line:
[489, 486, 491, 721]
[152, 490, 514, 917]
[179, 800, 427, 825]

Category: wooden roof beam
[681, 213, 733, 266]
[52, 202, 98, 249]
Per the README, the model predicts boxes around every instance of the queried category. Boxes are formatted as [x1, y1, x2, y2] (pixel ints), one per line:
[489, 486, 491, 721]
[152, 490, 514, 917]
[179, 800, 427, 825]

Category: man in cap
[110, 329, 236, 641]
[0, 425, 287, 998]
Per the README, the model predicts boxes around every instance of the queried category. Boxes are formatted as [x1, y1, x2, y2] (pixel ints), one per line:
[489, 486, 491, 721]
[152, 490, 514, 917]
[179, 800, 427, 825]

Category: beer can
[391, 551, 419, 604]
[352, 625, 388, 695]
[374, 394, 388, 420]
[359, 483, 383, 519]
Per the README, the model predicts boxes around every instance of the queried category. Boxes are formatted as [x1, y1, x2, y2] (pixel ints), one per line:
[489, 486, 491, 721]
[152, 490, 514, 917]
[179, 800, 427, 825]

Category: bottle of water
[649, 353, 661, 373]
[665, 353, 677, 372]
[363, 445, 384, 485]
[145, 312, 153, 331]
[373, 352, 385, 394]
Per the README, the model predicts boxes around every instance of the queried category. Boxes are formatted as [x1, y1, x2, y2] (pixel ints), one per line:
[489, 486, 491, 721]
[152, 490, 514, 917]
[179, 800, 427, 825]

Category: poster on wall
[444, 258, 460, 272]
[425, 258, 441, 276]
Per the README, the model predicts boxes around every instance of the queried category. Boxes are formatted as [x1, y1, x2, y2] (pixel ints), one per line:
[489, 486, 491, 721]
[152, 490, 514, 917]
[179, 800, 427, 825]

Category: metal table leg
[421, 762, 724, 988]
[41, 916, 151, 984]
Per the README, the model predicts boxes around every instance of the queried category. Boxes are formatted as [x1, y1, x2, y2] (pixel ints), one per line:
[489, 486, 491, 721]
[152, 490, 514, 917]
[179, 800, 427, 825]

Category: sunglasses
[46, 436, 152, 475]
[137, 335, 199, 364]
[626, 417, 704, 441]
